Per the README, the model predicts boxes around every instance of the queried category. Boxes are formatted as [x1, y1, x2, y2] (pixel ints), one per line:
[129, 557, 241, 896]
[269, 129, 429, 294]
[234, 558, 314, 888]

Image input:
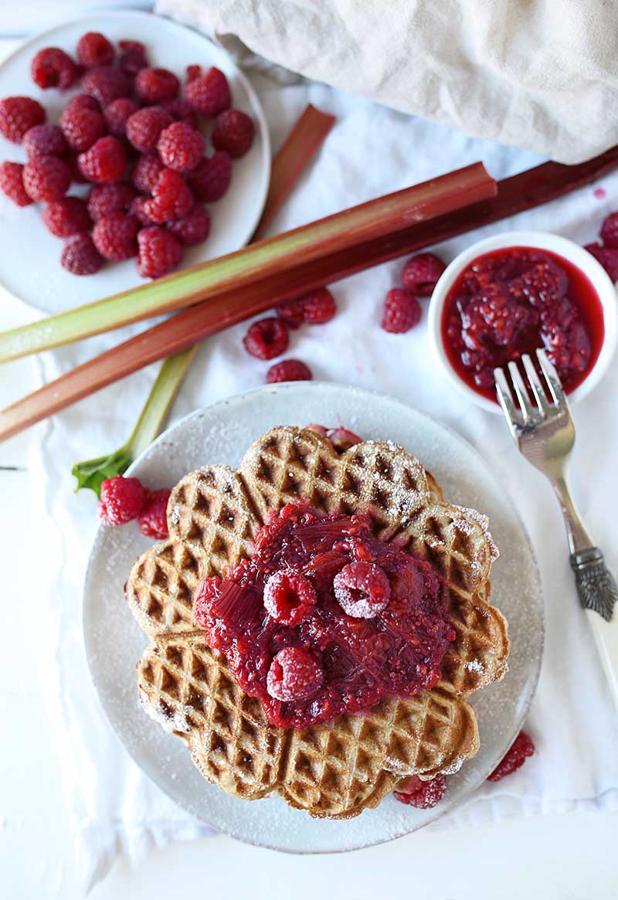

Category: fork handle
[571, 547, 618, 712]
[571, 550, 618, 710]
[552, 478, 618, 710]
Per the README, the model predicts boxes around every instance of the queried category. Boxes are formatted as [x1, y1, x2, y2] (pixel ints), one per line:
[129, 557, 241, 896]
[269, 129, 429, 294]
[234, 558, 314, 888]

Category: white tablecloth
[19, 34, 618, 898]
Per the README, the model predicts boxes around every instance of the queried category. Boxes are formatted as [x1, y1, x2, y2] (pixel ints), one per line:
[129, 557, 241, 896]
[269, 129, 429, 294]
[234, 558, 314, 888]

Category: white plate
[83, 383, 543, 853]
[0, 10, 270, 313]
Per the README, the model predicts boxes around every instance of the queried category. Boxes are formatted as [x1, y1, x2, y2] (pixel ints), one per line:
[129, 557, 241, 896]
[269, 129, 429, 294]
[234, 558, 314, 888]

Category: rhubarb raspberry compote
[195, 501, 455, 729]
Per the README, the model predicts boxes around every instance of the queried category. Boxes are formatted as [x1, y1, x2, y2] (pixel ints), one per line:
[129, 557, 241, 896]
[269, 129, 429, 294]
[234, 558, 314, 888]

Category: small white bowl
[428, 231, 618, 413]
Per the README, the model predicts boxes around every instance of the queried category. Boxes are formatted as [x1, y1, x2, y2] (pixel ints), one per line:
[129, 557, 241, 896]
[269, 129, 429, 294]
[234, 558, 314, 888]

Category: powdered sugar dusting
[439, 754, 465, 776]
[465, 659, 485, 674]
[454, 505, 499, 561]
[139, 691, 191, 734]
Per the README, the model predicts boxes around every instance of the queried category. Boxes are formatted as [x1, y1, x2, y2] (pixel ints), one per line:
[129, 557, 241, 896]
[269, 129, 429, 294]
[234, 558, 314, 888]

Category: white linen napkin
[156, 0, 618, 165]
[28, 61, 618, 896]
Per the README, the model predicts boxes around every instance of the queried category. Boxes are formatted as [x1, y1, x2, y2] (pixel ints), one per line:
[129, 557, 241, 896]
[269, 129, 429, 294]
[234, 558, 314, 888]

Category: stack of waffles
[126, 426, 509, 818]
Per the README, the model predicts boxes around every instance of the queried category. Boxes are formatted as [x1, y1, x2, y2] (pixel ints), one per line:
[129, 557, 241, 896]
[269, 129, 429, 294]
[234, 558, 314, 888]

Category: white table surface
[0, 28, 616, 900]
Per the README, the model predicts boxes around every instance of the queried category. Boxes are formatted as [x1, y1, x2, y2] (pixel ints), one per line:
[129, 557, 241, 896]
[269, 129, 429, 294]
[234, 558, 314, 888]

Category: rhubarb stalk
[0, 163, 494, 362]
[71, 104, 336, 493]
[252, 104, 335, 240]
[71, 346, 197, 494]
[5, 144, 618, 444]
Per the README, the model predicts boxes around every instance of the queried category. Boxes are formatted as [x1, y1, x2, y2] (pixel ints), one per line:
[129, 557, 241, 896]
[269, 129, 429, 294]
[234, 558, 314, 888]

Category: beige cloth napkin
[157, 0, 618, 164]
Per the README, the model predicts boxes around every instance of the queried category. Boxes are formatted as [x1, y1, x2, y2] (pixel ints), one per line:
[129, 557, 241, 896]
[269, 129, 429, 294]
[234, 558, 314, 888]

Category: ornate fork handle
[570, 548, 618, 622]
[552, 475, 617, 622]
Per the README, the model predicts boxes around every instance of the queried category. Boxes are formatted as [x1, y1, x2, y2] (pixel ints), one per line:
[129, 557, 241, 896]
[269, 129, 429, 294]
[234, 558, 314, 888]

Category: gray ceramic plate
[83, 382, 543, 852]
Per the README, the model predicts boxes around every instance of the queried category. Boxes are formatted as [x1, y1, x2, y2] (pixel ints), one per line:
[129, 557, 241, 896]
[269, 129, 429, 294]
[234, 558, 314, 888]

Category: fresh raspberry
[394, 775, 446, 809]
[144, 169, 193, 223]
[66, 93, 100, 114]
[584, 242, 618, 282]
[328, 427, 362, 452]
[137, 226, 183, 279]
[162, 98, 199, 128]
[0, 96, 46, 143]
[42, 197, 91, 237]
[300, 287, 337, 324]
[276, 298, 306, 329]
[23, 124, 67, 159]
[266, 359, 313, 383]
[212, 108, 255, 157]
[60, 105, 106, 153]
[87, 182, 135, 221]
[266, 647, 324, 702]
[78, 136, 127, 183]
[118, 40, 148, 77]
[130, 195, 156, 226]
[61, 233, 104, 275]
[264, 571, 317, 625]
[381, 288, 422, 333]
[31, 47, 78, 90]
[137, 488, 171, 539]
[157, 121, 205, 173]
[98, 475, 146, 526]
[600, 212, 618, 249]
[0, 162, 32, 207]
[185, 64, 202, 83]
[402, 252, 446, 296]
[126, 106, 173, 152]
[82, 66, 130, 106]
[77, 32, 115, 68]
[135, 67, 180, 103]
[104, 97, 138, 136]
[131, 151, 164, 192]
[487, 731, 535, 782]
[243, 317, 289, 360]
[184, 67, 231, 117]
[23, 156, 71, 201]
[92, 211, 139, 260]
[167, 204, 211, 245]
[333, 561, 391, 618]
[187, 151, 232, 202]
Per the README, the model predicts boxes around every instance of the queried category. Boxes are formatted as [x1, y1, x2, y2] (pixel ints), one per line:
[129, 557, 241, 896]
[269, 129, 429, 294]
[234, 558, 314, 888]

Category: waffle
[127, 426, 508, 818]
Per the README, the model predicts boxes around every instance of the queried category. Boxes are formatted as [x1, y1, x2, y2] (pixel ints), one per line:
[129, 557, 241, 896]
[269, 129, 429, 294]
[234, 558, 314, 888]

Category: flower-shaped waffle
[127, 427, 508, 818]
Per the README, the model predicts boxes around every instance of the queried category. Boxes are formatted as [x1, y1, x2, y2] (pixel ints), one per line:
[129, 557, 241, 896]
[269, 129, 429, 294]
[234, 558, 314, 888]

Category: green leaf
[72, 447, 133, 497]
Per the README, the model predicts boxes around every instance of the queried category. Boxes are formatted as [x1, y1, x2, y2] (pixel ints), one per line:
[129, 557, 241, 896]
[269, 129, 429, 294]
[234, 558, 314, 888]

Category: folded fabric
[157, 0, 618, 164]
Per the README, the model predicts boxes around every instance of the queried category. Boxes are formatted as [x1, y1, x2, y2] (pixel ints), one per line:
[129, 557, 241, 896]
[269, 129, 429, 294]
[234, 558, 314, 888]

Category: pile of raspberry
[381, 251, 446, 333]
[0, 31, 255, 279]
[97, 474, 170, 539]
[242, 285, 338, 385]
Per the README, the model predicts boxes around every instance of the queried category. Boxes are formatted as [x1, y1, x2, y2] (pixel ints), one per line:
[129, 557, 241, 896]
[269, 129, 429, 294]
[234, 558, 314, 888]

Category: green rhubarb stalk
[72, 345, 197, 496]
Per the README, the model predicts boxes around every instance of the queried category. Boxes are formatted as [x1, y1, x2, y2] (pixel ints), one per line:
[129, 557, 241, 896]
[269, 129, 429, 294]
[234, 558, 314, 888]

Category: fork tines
[494, 349, 565, 426]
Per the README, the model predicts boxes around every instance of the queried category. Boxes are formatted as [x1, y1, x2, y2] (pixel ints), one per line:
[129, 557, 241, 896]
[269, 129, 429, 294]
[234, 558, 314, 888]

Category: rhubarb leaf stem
[71, 345, 197, 496]
[127, 346, 198, 459]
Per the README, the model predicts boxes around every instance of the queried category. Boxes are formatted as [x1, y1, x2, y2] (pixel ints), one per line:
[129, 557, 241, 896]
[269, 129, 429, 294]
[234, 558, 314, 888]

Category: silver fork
[494, 349, 618, 709]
